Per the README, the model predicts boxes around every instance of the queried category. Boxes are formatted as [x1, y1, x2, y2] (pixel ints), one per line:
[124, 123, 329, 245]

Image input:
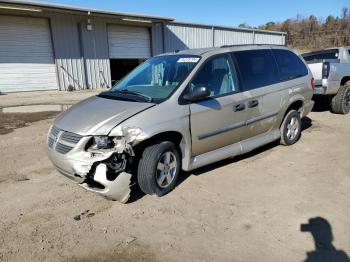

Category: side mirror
[183, 86, 210, 101]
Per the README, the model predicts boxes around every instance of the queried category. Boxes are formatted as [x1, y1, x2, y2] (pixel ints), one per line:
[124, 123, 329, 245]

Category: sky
[42, 0, 350, 27]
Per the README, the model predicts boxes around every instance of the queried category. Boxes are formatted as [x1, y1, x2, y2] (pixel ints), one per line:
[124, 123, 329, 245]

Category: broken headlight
[92, 136, 114, 150]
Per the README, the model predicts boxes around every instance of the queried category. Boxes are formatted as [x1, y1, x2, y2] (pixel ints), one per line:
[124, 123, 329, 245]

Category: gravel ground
[0, 91, 349, 262]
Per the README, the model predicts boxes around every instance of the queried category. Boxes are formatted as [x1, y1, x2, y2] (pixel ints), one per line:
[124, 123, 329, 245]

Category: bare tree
[258, 7, 350, 51]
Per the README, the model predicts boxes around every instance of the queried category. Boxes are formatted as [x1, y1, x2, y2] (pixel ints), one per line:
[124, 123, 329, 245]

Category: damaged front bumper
[81, 165, 132, 203]
[47, 133, 136, 203]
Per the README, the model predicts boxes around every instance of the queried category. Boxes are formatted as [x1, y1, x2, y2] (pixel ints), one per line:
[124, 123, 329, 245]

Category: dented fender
[110, 126, 149, 146]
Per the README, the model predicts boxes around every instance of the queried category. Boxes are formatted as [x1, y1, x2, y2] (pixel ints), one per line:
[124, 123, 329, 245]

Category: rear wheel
[330, 82, 350, 114]
[137, 141, 181, 196]
[280, 110, 301, 146]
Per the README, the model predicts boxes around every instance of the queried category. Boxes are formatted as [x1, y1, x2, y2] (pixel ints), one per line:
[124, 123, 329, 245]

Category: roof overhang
[0, 0, 174, 22]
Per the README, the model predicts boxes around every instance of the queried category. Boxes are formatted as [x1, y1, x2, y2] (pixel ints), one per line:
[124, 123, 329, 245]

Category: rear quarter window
[232, 49, 279, 91]
[272, 49, 308, 81]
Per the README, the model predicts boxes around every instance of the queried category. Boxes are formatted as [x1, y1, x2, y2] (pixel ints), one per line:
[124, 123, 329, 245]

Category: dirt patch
[0, 94, 349, 262]
[0, 111, 59, 135]
[67, 243, 159, 262]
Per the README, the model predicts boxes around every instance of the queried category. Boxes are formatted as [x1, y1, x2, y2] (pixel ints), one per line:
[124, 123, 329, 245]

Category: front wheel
[137, 141, 181, 197]
[280, 110, 302, 146]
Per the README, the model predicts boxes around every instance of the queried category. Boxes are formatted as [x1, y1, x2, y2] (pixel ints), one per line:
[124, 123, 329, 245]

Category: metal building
[0, 0, 286, 92]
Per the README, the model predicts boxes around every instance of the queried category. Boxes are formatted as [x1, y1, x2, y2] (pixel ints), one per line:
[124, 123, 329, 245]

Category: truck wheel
[280, 110, 301, 146]
[137, 141, 181, 197]
[330, 83, 350, 114]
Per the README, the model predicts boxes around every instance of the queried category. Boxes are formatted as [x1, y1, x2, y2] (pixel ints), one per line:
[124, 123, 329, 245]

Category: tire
[330, 82, 350, 114]
[137, 141, 181, 197]
[280, 110, 302, 146]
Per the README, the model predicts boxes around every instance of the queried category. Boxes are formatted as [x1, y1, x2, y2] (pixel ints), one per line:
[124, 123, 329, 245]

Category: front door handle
[248, 100, 259, 108]
[233, 103, 246, 112]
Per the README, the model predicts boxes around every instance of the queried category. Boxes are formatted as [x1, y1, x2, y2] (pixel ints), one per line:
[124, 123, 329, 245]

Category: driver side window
[190, 54, 239, 97]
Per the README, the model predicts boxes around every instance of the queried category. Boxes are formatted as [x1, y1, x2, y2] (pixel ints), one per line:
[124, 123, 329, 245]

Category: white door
[0, 15, 58, 92]
[107, 25, 151, 59]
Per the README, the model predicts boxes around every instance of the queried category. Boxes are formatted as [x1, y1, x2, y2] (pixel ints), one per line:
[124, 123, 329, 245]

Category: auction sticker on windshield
[177, 57, 200, 63]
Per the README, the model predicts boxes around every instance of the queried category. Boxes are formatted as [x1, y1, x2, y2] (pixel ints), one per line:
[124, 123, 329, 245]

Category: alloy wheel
[286, 116, 300, 141]
[156, 151, 177, 188]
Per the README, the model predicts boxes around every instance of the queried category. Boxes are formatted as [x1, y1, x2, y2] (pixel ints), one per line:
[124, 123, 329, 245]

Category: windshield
[109, 55, 200, 102]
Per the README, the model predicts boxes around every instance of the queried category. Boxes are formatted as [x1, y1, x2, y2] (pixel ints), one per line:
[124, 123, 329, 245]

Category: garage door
[108, 25, 151, 59]
[0, 16, 57, 92]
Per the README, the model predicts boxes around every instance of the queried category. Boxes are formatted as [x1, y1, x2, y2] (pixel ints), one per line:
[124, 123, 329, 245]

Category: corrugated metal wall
[50, 15, 111, 90]
[51, 19, 286, 90]
[254, 31, 285, 45]
[50, 15, 156, 90]
[50, 14, 86, 91]
[80, 18, 111, 89]
[163, 23, 286, 53]
[164, 23, 213, 51]
[214, 29, 254, 46]
[0, 9, 286, 92]
[151, 23, 163, 55]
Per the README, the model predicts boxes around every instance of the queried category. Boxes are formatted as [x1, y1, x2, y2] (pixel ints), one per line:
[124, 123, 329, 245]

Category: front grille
[55, 142, 74, 154]
[48, 125, 82, 155]
[61, 131, 82, 144]
[48, 137, 55, 148]
[51, 125, 61, 137]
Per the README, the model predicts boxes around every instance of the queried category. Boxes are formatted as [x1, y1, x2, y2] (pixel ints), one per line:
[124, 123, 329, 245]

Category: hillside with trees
[247, 7, 350, 52]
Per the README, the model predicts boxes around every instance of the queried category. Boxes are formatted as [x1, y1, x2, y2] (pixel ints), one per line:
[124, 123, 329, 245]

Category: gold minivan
[48, 45, 314, 203]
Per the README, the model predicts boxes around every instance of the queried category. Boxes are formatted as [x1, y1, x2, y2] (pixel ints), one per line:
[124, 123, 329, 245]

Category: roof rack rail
[220, 44, 283, 48]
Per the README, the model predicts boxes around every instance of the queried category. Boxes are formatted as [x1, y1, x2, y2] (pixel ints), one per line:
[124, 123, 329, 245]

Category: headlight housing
[92, 136, 114, 150]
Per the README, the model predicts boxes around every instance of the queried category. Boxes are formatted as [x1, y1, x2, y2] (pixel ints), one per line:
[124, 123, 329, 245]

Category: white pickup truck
[302, 47, 350, 114]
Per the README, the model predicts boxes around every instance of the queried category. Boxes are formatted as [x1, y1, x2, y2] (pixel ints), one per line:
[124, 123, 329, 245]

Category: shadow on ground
[301, 217, 350, 262]
[312, 97, 332, 112]
[128, 117, 312, 203]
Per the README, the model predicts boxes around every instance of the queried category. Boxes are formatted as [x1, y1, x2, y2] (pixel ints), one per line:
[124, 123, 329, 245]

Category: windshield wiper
[118, 89, 153, 103]
[98, 91, 139, 102]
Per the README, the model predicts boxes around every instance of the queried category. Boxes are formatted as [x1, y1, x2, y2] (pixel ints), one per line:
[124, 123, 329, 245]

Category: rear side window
[272, 49, 308, 81]
[302, 49, 339, 62]
[232, 50, 279, 91]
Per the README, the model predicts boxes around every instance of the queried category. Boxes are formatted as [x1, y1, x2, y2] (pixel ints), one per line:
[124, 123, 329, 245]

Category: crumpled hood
[54, 96, 155, 136]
